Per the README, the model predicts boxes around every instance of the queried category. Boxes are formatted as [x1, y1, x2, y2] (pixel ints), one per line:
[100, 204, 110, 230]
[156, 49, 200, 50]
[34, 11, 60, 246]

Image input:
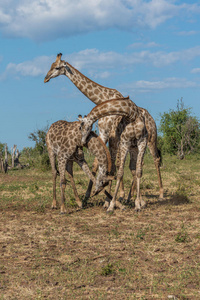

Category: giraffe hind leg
[66, 160, 83, 209]
[148, 143, 164, 199]
[134, 138, 147, 211]
[58, 158, 68, 214]
[48, 149, 58, 210]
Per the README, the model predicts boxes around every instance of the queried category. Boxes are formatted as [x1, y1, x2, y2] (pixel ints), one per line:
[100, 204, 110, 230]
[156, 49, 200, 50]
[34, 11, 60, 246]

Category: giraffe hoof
[106, 206, 115, 215]
[51, 206, 58, 210]
[103, 202, 109, 209]
[134, 207, 141, 212]
[60, 211, 67, 215]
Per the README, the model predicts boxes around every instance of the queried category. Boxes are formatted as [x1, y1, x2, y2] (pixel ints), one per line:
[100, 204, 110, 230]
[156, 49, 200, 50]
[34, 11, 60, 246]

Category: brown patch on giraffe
[94, 89, 99, 95]
[88, 91, 94, 97]
[121, 101, 128, 107]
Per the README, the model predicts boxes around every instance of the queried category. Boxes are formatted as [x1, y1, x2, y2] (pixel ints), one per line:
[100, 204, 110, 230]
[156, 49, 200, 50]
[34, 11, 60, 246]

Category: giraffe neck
[65, 62, 123, 105]
[86, 132, 111, 174]
[86, 98, 138, 125]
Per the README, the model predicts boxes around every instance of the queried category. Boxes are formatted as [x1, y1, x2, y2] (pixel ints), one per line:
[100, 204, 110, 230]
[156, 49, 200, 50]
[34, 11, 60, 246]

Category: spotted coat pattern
[44, 54, 163, 202]
[80, 98, 148, 212]
[46, 120, 112, 213]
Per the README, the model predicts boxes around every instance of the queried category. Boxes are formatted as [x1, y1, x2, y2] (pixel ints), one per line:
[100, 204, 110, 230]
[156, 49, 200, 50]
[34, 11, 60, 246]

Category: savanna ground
[0, 152, 200, 299]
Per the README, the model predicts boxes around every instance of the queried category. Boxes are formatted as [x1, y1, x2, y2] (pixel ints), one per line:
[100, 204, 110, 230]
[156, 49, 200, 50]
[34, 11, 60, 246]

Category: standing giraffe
[46, 120, 113, 213]
[44, 53, 163, 200]
[80, 98, 148, 212]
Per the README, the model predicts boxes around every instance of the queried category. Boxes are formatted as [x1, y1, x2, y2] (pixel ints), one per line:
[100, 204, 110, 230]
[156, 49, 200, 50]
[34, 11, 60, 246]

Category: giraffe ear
[79, 121, 84, 130]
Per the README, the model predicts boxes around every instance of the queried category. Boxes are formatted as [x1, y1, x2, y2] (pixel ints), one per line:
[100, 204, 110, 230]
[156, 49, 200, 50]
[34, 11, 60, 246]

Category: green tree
[28, 125, 49, 155]
[0, 142, 6, 154]
[159, 99, 200, 159]
[28, 125, 50, 170]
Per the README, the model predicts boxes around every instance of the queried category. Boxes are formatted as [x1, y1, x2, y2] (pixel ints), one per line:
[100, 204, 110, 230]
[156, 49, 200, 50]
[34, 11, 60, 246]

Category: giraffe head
[93, 168, 114, 196]
[79, 116, 93, 145]
[44, 53, 73, 83]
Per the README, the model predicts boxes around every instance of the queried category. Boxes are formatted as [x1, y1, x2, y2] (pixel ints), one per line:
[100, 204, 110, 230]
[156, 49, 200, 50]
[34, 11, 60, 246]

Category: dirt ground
[0, 155, 200, 299]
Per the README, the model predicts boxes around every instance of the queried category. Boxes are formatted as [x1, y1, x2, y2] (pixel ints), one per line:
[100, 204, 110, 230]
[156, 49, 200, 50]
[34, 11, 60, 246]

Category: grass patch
[101, 263, 115, 276]
[0, 154, 200, 299]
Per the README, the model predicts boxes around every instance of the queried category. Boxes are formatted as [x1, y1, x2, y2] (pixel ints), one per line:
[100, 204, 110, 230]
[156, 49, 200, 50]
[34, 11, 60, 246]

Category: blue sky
[0, 0, 200, 150]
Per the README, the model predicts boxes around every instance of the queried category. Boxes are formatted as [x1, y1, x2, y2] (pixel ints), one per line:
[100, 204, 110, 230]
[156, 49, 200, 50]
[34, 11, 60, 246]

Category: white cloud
[121, 77, 200, 94]
[65, 46, 200, 69]
[0, 56, 52, 80]
[0, 0, 193, 41]
[128, 42, 161, 49]
[177, 30, 199, 36]
[2, 46, 200, 80]
[191, 68, 200, 74]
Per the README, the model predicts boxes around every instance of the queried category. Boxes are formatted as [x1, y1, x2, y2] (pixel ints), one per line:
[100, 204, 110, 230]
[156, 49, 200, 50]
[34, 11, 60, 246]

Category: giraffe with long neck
[46, 120, 113, 213]
[44, 53, 163, 200]
[80, 98, 148, 212]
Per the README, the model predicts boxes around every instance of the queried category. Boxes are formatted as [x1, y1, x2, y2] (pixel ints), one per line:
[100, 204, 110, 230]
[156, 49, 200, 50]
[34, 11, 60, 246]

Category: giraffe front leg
[116, 145, 125, 201]
[107, 146, 128, 213]
[58, 159, 67, 214]
[60, 180, 67, 214]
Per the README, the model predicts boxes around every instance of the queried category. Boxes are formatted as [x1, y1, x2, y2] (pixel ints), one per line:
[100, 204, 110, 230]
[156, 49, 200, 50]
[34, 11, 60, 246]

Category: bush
[159, 98, 200, 158]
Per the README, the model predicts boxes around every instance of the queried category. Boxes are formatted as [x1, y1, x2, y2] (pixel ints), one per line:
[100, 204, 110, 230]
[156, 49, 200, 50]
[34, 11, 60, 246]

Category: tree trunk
[14, 149, 22, 169]
[0, 144, 8, 173]
[11, 145, 17, 168]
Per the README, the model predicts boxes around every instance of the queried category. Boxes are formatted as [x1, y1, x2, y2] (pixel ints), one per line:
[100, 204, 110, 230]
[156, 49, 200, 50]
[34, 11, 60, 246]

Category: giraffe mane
[66, 62, 124, 94]
[88, 96, 130, 115]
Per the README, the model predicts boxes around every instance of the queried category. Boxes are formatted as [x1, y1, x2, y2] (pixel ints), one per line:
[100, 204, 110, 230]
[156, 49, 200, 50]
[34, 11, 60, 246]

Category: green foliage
[28, 125, 49, 155]
[0, 142, 6, 154]
[159, 98, 200, 158]
[24, 125, 51, 171]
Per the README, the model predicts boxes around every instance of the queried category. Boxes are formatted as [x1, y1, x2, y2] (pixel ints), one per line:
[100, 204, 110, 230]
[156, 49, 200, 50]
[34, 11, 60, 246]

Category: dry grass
[0, 153, 200, 299]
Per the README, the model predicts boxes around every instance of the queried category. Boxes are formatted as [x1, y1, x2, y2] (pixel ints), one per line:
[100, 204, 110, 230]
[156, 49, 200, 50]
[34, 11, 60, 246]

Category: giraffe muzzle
[44, 76, 50, 83]
[91, 181, 110, 197]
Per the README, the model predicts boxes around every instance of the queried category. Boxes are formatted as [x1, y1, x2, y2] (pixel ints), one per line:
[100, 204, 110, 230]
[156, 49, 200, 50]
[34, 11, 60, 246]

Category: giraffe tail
[157, 148, 163, 167]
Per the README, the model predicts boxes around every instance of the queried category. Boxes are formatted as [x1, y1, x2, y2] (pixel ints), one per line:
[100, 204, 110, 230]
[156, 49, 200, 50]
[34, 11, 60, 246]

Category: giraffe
[80, 98, 148, 212]
[44, 53, 163, 200]
[46, 120, 113, 213]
